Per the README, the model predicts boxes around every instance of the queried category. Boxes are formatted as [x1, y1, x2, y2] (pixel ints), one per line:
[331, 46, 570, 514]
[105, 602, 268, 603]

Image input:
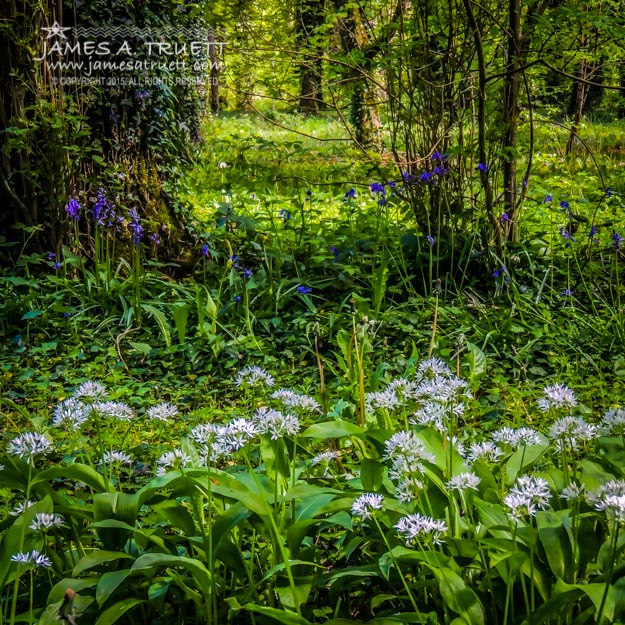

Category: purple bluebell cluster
[93, 188, 117, 227]
[612, 230, 624, 251]
[201, 243, 209, 257]
[329, 246, 339, 263]
[493, 266, 509, 283]
[65, 197, 81, 221]
[127, 208, 144, 245]
[426, 235, 435, 246]
[559, 227, 575, 247]
[476, 163, 488, 173]
[150, 233, 161, 246]
[345, 188, 356, 200]
[297, 285, 312, 294]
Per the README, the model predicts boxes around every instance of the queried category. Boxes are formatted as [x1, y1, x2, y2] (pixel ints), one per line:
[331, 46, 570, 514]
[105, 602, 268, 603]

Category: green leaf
[430, 566, 485, 625]
[141, 303, 171, 348]
[96, 570, 132, 608]
[21, 309, 43, 320]
[32, 463, 107, 493]
[72, 551, 135, 576]
[94, 597, 145, 625]
[301, 419, 365, 439]
[226, 597, 312, 625]
[128, 341, 152, 355]
[504, 441, 549, 485]
[536, 510, 573, 580]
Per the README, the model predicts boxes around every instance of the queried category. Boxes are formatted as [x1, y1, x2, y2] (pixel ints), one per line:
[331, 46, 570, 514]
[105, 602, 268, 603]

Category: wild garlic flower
[156, 448, 193, 475]
[411, 401, 447, 432]
[73, 381, 108, 400]
[561, 482, 586, 502]
[387, 378, 420, 400]
[100, 450, 133, 465]
[448, 472, 481, 492]
[8, 432, 53, 463]
[189, 423, 231, 461]
[548, 416, 597, 452]
[234, 366, 275, 388]
[414, 374, 470, 404]
[365, 388, 401, 413]
[600, 408, 625, 435]
[92, 401, 134, 420]
[395, 513, 447, 546]
[53, 398, 90, 429]
[29, 513, 64, 532]
[271, 389, 321, 413]
[537, 384, 577, 412]
[311, 450, 339, 466]
[11, 550, 52, 568]
[394, 476, 425, 502]
[587, 480, 625, 520]
[351, 493, 384, 520]
[10, 500, 37, 516]
[491, 427, 542, 449]
[224, 418, 258, 451]
[466, 441, 504, 464]
[385, 430, 435, 478]
[254, 407, 300, 439]
[147, 402, 178, 422]
[504, 475, 551, 519]
[418, 358, 453, 379]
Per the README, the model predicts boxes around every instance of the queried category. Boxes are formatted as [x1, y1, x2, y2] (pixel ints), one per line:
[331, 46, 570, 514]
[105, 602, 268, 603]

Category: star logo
[41, 21, 72, 39]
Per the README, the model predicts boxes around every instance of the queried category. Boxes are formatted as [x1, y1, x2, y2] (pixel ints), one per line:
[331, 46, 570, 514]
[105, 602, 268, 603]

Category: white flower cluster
[491, 426, 542, 449]
[548, 416, 597, 453]
[465, 441, 504, 464]
[234, 366, 275, 388]
[254, 407, 301, 439]
[311, 450, 340, 466]
[588, 480, 625, 523]
[10, 500, 37, 516]
[29, 513, 64, 532]
[8, 432, 53, 464]
[448, 472, 481, 492]
[600, 408, 625, 435]
[147, 402, 179, 423]
[271, 389, 320, 413]
[537, 384, 578, 412]
[504, 475, 551, 519]
[100, 450, 133, 465]
[53, 398, 91, 429]
[395, 513, 447, 546]
[11, 550, 52, 568]
[156, 448, 193, 475]
[351, 493, 384, 520]
[385, 430, 434, 502]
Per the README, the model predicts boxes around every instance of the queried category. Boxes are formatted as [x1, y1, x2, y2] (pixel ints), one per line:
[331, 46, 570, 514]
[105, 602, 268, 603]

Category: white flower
[418, 358, 453, 379]
[537, 384, 577, 412]
[8, 432, 53, 463]
[600, 408, 625, 435]
[11, 550, 52, 568]
[189, 423, 231, 462]
[254, 407, 300, 439]
[53, 398, 90, 429]
[147, 402, 178, 422]
[73, 381, 108, 400]
[224, 418, 258, 451]
[385, 431, 435, 483]
[448, 472, 481, 492]
[548, 416, 597, 452]
[387, 378, 420, 400]
[466, 441, 504, 464]
[29, 513, 64, 531]
[218, 161, 228, 169]
[395, 513, 447, 545]
[92, 401, 134, 420]
[410, 401, 447, 432]
[504, 475, 551, 519]
[351, 493, 384, 520]
[588, 480, 625, 518]
[271, 389, 321, 413]
[10, 500, 37, 516]
[100, 451, 133, 465]
[156, 448, 193, 475]
[491, 427, 542, 449]
[394, 476, 425, 502]
[234, 366, 275, 388]
[414, 375, 470, 404]
[561, 482, 586, 502]
[365, 388, 400, 413]
[311, 450, 339, 466]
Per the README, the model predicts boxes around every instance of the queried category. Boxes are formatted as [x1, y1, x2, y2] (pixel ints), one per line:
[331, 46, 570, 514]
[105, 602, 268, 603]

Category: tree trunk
[296, 0, 325, 114]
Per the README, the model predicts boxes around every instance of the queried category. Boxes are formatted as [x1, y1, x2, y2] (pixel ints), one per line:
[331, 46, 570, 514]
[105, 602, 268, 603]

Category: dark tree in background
[296, 0, 326, 114]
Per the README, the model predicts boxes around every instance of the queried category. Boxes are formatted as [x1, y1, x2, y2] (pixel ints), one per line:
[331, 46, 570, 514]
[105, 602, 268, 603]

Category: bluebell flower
[403, 171, 413, 183]
[606, 187, 612, 197]
[128, 208, 144, 245]
[47, 252, 56, 260]
[305, 189, 312, 198]
[500, 212, 510, 223]
[329, 246, 339, 262]
[234, 295, 242, 303]
[201, 244, 209, 257]
[388, 180, 396, 189]
[476, 163, 488, 172]
[560, 201, 570, 211]
[433, 165, 448, 176]
[426, 235, 435, 246]
[544, 194, 553, 203]
[370, 182, 385, 194]
[65, 197, 81, 221]
[93, 188, 115, 226]
[150, 233, 161, 246]
[420, 172, 432, 183]
[562, 288, 574, 297]
[612, 230, 624, 250]
[522, 178, 528, 188]
[52, 262, 62, 270]
[345, 188, 356, 199]
[431, 151, 443, 161]
[243, 268, 253, 279]
[297, 285, 312, 294]
[63, 312, 72, 318]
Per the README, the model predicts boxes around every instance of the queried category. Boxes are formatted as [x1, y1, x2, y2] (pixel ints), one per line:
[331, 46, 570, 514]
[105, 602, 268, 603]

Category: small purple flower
[500, 213, 510, 223]
[63, 312, 72, 319]
[47, 252, 56, 260]
[93, 188, 115, 226]
[426, 235, 435, 246]
[370, 182, 385, 194]
[403, 171, 412, 183]
[431, 151, 443, 161]
[150, 233, 161, 246]
[306, 189, 312, 198]
[127, 208, 144, 245]
[562, 288, 574, 297]
[560, 201, 570, 211]
[606, 187, 612, 197]
[388, 180, 396, 189]
[544, 194, 553, 203]
[52, 262, 62, 270]
[433, 165, 448, 176]
[65, 197, 81, 221]
[476, 163, 488, 173]
[234, 295, 242, 303]
[201, 244, 209, 257]
[345, 188, 356, 199]
[329, 246, 339, 263]
[559, 227, 575, 247]
[280, 209, 291, 225]
[522, 178, 528, 188]
[493, 266, 508, 281]
[589, 225, 598, 241]
[230, 254, 241, 266]
[109, 110, 120, 123]
[297, 285, 312, 294]
[612, 230, 624, 251]
[243, 268, 253, 279]
[420, 172, 432, 183]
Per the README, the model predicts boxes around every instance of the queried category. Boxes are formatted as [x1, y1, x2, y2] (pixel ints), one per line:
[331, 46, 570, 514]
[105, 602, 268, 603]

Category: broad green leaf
[504, 442, 549, 485]
[94, 597, 145, 625]
[32, 463, 107, 493]
[141, 303, 171, 348]
[430, 566, 485, 625]
[48, 577, 99, 604]
[73, 551, 135, 576]
[226, 597, 313, 625]
[96, 570, 132, 607]
[21, 309, 43, 320]
[536, 510, 573, 580]
[301, 419, 365, 439]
